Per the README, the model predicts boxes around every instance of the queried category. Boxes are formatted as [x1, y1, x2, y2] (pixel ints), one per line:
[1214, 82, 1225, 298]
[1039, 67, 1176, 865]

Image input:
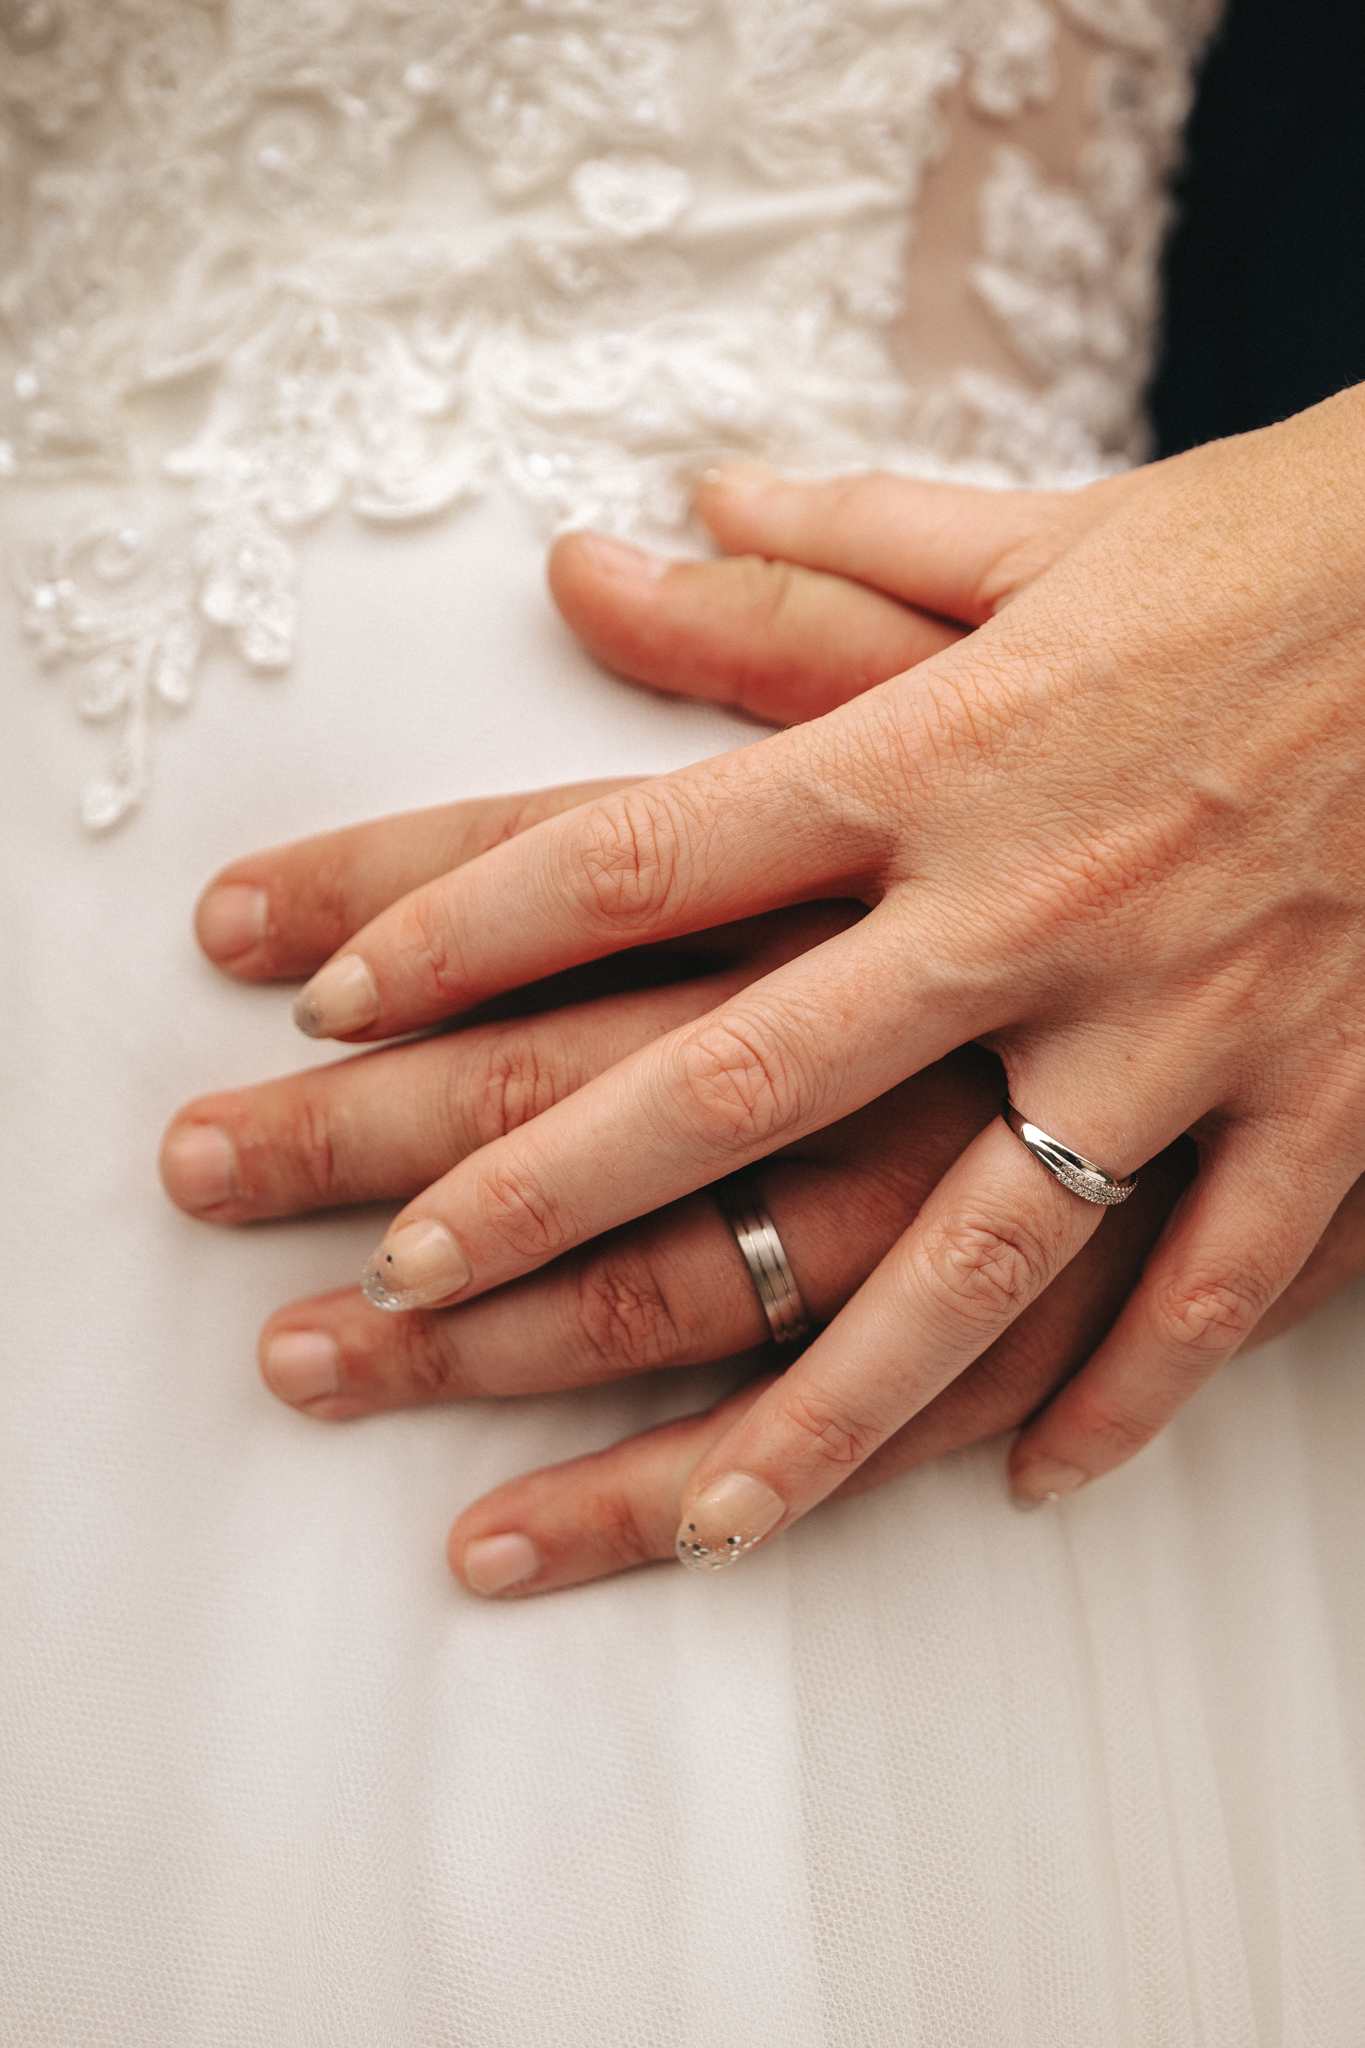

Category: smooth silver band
[716, 1171, 813, 1346]
[1001, 1101, 1138, 1206]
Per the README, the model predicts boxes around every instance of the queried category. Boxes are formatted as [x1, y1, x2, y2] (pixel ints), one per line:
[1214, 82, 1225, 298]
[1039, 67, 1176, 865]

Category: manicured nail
[362, 1217, 470, 1311]
[675, 1472, 785, 1571]
[197, 884, 268, 961]
[293, 954, 379, 1038]
[1011, 1457, 1088, 1509]
[263, 1329, 341, 1405]
[463, 1532, 541, 1597]
[580, 533, 668, 581]
[161, 1123, 238, 1211]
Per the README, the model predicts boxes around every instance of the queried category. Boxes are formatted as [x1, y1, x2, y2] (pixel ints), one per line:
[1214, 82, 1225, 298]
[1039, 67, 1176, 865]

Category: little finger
[1008, 1124, 1350, 1502]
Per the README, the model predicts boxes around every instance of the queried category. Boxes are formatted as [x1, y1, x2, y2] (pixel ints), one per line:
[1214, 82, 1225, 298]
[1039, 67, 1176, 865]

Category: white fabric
[4, 4, 1365, 2043]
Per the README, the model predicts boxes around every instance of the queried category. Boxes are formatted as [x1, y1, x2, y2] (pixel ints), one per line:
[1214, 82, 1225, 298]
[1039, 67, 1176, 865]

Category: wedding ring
[1000, 1100, 1138, 1206]
[716, 1170, 813, 1345]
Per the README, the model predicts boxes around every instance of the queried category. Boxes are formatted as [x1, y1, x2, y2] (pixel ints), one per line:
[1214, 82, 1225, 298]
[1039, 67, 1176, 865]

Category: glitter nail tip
[674, 1472, 786, 1573]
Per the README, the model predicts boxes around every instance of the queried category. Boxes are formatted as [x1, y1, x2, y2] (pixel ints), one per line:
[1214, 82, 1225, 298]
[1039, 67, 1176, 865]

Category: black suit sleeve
[1149, 0, 1365, 455]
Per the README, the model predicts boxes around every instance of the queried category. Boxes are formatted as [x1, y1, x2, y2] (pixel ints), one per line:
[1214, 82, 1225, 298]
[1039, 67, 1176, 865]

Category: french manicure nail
[464, 1532, 541, 1597]
[581, 533, 668, 581]
[362, 1217, 471, 1311]
[1011, 1457, 1088, 1509]
[675, 1471, 786, 1572]
[293, 954, 379, 1038]
[197, 884, 268, 961]
[264, 1330, 341, 1405]
[161, 1123, 239, 1211]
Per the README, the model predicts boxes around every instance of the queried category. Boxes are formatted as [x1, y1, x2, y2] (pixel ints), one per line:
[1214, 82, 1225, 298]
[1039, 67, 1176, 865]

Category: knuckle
[568, 787, 683, 935]
[1149, 1273, 1266, 1363]
[675, 1013, 804, 1147]
[398, 1314, 466, 1401]
[781, 1381, 881, 1470]
[475, 1150, 574, 1264]
[468, 1033, 564, 1146]
[1067, 1382, 1163, 1461]
[917, 1216, 1049, 1331]
[574, 1250, 688, 1376]
[399, 887, 468, 1009]
[287, 1091, 343, 1206]
[580, 1484, 657, 1572]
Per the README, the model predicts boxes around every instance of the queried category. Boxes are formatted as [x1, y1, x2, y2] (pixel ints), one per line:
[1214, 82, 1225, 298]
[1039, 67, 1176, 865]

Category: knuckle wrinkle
[477, 1153, 573, 1263]
[919, 1218, 1047, 1329]
[571, 788, 679, 934]
[575, 1256, 686, 1376]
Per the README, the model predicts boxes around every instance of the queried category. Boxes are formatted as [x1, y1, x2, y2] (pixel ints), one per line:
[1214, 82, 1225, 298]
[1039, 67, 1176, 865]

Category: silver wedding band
[1001, 1100, 1138, 1206]
[716, 1170, 813, 1346]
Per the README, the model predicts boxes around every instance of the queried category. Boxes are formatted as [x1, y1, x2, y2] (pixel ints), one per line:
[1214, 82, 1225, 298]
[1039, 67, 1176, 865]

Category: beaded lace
[1, 0, 1219, 828]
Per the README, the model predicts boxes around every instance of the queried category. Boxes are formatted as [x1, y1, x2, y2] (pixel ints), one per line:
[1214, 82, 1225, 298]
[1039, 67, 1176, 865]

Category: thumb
[547, 530, 962, 725]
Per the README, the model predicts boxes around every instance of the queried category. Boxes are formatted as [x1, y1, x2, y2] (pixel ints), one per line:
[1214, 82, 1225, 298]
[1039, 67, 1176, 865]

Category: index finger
[195, 779, 631, 980]
[289, 724, 896, 1043]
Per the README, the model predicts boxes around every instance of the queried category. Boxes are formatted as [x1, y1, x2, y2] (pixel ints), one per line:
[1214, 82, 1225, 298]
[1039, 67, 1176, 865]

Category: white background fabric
[4, 495, 1365, 2046]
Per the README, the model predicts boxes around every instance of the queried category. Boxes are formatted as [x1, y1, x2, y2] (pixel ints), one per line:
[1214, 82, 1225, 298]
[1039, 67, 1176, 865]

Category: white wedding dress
[3, 4, 1364, 2042]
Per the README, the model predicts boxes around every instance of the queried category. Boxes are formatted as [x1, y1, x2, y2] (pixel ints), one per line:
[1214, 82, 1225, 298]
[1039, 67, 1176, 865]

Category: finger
[693, 465, 1131, 625]
[257, 1060, 998, 1413]
[194, 779, 631, 980]
[670, 1115, 1105, 1567]
[548, 531, 962, 723]
[1241, 1167, 1365, 1348]
[289, 730, 895, 1042]
[161, 971, 751, 1224]
[1007, 1127, 1345, 1503]
[448, 1379, 776, 1598]
[842, 1134, 1195, 1490]
[442, 1140, 1193, 1597]
[350, 913, 981, 1314]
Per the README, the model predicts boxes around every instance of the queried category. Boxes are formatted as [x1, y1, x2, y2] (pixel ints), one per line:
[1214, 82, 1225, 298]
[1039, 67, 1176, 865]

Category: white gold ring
[716, 1171, 813, 1345]
[1001, 1100, 1138, 1206]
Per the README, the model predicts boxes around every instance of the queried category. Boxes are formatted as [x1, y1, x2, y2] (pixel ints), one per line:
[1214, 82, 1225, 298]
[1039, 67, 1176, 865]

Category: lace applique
[2, 0, 1219, 829]
[963, 35, 1201, 467]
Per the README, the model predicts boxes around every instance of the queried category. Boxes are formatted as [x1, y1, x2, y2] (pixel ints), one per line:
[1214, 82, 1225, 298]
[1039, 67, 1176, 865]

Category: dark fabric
[1149, 0, 1365, 454]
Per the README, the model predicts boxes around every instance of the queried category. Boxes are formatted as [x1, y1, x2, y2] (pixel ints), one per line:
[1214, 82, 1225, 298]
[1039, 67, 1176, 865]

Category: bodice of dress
[1, 0, 1221, 832]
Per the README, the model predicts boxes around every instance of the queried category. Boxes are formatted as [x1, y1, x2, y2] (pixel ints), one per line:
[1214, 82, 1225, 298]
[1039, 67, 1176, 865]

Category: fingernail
[463, 1532, 541, 1597]
[1011, 1457, 1088, 1509]
[362, 1217, 470, 1311]
[293, 954, 379, 1038]
[161, 1123, 238, 1211]
[580, 533, 668, 581]
[197, 884, 268, 961]
[263, 1329, 341, 1405]
[676, 1471, 786, 1572]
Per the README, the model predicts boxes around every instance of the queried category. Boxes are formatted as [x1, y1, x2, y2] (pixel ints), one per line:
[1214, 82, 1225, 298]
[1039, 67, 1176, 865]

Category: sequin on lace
[1, 0, 1218, 829]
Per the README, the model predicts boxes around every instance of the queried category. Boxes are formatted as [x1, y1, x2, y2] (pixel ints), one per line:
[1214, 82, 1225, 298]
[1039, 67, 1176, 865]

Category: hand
[166, 789, 1192, 1594]
[271, 388, 1365, 1572]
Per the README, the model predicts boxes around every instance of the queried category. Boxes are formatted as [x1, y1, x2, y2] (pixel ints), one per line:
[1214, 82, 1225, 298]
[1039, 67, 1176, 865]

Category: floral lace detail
[2, 0, 1218, 829]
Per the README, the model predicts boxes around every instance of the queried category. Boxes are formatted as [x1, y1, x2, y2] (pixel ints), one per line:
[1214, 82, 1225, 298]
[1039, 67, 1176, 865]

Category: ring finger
[256, 1106, 988, 1416]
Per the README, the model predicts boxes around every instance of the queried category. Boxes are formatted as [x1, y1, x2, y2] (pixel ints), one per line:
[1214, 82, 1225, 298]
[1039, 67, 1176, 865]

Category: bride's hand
[269, 389, 1365, 1569]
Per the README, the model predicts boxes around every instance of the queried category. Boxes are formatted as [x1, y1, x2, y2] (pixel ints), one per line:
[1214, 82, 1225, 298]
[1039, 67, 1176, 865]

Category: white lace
[2, 0, 1218, 830]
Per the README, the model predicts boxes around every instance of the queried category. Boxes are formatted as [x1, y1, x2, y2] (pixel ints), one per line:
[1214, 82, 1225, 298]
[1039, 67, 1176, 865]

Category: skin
[163, 389, 1365, 1593]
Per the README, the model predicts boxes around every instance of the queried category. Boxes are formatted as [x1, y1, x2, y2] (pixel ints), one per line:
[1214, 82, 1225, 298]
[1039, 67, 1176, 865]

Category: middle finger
[160, 971, 751, 1225]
